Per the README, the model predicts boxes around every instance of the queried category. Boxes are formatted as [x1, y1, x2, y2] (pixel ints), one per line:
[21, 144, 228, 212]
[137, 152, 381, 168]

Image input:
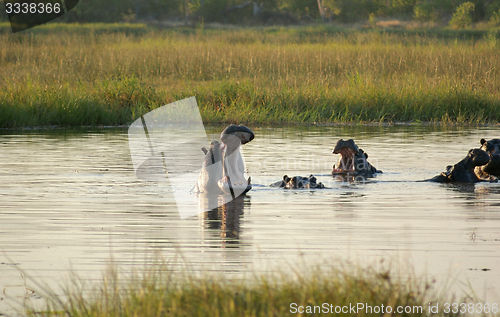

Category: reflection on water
[1, 125, 500, 313]
[202, 196, 248, 245]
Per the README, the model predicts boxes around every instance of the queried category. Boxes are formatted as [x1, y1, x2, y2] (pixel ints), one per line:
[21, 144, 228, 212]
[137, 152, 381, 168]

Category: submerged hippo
[270, 175, 325, 189]
[475, 139, 500, 178]
[331, 139, 381, 177]
[428, 148, 497, 183]
[194, 125, 255, 196]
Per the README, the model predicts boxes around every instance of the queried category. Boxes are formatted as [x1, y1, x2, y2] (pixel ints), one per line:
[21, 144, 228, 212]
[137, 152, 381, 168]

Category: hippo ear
[201, 147, 208, 155]
[283, 175, 290, 182]
[481, 138, 487, 145]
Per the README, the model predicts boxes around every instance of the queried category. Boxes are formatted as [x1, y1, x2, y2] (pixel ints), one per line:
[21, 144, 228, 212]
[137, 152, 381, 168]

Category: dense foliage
[1, 0, 500, 25]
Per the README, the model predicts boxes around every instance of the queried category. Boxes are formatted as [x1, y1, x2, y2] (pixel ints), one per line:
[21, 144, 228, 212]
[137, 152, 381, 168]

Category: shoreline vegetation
[1, 23, 500, 129]
[25, 258, 463, 317]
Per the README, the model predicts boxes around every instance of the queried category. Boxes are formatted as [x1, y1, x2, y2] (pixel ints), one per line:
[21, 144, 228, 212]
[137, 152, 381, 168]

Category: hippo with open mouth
[475, 139, 500, 178]
[270, 174, 325, 189]
[428, 148, 498, 183]
[194, 125, 254, 196]
[331, 139, 381, 177]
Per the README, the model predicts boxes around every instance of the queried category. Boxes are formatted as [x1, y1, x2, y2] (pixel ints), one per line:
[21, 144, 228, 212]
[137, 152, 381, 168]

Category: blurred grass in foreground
[26, 258, 464, 317]
[1, 24, 500, 128]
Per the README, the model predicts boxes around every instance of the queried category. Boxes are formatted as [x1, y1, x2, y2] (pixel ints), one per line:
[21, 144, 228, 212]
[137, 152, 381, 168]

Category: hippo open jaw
[332, 139, 359, 173]
[195, 125, 254, 197]
[219, 125, 254, 196]
[332, 148, 357, 172]
[331, 139, 381, 177]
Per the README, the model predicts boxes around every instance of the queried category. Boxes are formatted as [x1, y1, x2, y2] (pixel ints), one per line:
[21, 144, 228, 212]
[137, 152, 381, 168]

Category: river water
[1, 125, 500, 314]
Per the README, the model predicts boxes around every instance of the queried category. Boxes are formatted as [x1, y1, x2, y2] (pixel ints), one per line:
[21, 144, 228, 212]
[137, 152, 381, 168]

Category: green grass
[26, 259, 463, 317]
[1, 24, 500, 128]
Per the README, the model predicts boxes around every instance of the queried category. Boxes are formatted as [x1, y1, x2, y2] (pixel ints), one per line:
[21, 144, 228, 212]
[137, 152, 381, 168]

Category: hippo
[194, 125, 254, 197]
[331, 139, 381, 178]
[428, 148, 498, 183]
[270, 175, 325, 189]
[475, 139, 500, 178]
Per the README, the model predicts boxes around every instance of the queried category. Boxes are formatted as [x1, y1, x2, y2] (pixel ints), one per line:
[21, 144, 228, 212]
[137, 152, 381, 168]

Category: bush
[449, 2, 475, 29]
[489, 9, 500, 26]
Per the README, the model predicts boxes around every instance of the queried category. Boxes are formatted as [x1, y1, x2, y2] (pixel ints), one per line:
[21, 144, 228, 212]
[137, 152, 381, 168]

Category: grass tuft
[25, 258, 463, 317]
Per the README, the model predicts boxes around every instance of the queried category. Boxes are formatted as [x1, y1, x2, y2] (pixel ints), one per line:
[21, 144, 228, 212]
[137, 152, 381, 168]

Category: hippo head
[479, 139, 500, 176]
[332, 139, 359, 172]
[469, 148, 491, 167]
[284, 175, 309, 189]
[480, 139, 500, 156]
[429, 148, 494, 183]
[332, 139, 381, 177]
[277, 175, 325, 189]
[441, 148, 494, 183]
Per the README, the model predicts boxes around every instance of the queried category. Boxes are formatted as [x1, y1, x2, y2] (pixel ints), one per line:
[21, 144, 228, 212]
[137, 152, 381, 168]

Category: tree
[449, 1, 475, 28]
[390, 0, 417, 16]
[413, 2, 437, 22]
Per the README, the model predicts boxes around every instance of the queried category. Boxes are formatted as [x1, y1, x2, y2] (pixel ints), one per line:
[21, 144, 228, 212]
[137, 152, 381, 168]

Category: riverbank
[1, 24, 500, 128]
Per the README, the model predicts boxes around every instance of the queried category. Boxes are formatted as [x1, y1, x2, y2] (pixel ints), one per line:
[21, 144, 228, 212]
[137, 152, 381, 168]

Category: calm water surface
[1, 125, 500, 313]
